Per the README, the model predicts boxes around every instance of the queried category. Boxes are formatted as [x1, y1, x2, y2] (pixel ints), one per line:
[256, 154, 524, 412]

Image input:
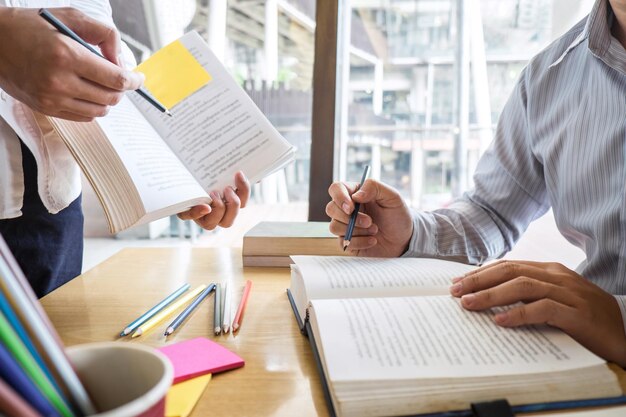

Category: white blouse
[0, 0, 133, 218]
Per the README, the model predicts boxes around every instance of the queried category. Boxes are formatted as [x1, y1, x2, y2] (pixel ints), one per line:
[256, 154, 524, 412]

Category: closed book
[242, 222, 347, 267]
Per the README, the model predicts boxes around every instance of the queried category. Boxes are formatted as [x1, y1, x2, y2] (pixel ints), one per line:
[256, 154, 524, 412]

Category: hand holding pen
[0, 7, 144, 121]
[38, 8, 170, 117]
[326, 170, 414, 258]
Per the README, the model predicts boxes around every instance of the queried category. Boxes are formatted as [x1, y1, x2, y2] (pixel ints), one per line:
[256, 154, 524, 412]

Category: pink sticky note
[157, 337, 244, 383]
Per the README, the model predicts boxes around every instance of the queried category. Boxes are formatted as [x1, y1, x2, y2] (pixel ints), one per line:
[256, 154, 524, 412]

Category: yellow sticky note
[165, 374, 212, 417]
[136, 40, 212, 109]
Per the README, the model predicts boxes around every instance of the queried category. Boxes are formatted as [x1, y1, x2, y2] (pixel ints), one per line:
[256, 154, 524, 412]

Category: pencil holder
[66, 342, 173, 417]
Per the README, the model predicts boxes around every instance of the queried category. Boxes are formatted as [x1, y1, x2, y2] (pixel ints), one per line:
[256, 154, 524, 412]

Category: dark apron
[0, 140, 83, 298]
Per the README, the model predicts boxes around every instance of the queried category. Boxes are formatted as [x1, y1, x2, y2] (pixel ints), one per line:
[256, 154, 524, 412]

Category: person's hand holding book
[450, 259, 626, 367]
[326, 178, 413, 257]
[177, 171, 250, 230]
[0, 7, 144, 121]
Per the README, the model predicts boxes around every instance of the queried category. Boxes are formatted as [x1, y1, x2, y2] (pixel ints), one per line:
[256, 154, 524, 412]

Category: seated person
[326, 0, 626, 366]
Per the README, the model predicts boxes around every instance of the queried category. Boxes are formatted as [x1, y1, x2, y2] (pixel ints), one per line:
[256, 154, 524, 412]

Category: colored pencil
[0, 287, 57, 387]
[0, 238, 95, 416]
[233, 280, 252, 332]
[214, 283, 221, 335]
[132, 285, 207, 337]
[0, 377, 42, 417]
[0, 341, 60, 417]
[0, 311, 74, 417]
[222, 282, 232, 334]
[164, 284, 215, 336]
[120, 283, 190, 336]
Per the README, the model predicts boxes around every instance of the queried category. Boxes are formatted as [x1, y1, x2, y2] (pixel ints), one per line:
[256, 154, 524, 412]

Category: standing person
[326, 0, 626, 366]
[0, 2, 249, 297]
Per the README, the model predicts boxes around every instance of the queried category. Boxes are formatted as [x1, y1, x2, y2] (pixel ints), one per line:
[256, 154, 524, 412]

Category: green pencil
[0, 312, 75, 417]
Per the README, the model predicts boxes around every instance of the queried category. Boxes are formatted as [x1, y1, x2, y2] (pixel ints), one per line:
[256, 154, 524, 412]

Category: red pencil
[232, 280, 252, 332]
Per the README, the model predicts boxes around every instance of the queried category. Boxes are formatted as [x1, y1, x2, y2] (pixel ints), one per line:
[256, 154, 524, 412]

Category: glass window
[336, 0, 592, 211]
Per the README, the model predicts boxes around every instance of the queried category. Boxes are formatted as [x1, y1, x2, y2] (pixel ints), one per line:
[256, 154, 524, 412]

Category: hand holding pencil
[326, 172, 414, 258]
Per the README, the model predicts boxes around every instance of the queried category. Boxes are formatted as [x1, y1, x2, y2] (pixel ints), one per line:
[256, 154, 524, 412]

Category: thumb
[352, 179, 381, 203]
[353, 179, 402, 206]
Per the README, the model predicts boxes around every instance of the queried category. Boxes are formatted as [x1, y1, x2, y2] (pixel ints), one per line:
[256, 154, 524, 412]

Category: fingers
[234, 171, 250, 209]
[217, 187, 241, 228]
[328, 181, 360, 216]
[74, 50, 144, 92]
[459, 277, 575, 311]
[177, 204, 211, 222]
[325, 201, 373, 227]
[494, 299, 578, 331]
[450, 260, 565, 297]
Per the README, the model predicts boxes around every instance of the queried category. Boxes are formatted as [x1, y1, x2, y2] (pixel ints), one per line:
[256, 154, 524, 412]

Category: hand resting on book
[450, 259, 626, 367]
[177, 171, 250, 230]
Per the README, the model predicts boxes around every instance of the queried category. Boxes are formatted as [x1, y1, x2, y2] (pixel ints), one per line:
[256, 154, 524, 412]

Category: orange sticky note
[135, 40, 211, 109]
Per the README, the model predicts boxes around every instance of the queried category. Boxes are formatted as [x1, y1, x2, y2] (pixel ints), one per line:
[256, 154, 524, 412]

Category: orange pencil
[232, 280, 252, 332]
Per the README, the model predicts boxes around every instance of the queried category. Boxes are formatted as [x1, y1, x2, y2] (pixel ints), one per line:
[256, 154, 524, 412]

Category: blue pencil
[121, 283, 191, 336]
[0, 339, 61, 417]
[0, 288, 58, 389]
[164, 284, 215, 336]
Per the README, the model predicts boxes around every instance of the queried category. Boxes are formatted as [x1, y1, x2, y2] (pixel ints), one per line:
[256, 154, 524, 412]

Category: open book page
[130, 31, 294, 193]
[95, 96, 210, 214]
[289, 256, 475, 323]
[310, 296, 608, 382]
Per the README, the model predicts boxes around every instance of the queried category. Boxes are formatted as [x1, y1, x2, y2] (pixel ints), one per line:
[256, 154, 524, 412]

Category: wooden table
[41, 247, 626, 417]
[41, 247, 328, 417]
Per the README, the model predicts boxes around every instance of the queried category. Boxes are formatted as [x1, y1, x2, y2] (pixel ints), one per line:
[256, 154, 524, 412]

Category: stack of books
[0, 235, 97, 417]
[242, 221, 348, 267]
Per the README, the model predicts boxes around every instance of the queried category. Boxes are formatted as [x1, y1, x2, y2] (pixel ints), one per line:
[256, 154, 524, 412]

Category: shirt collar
[585, 0, 613, 57]
[550, 0, 626, 72]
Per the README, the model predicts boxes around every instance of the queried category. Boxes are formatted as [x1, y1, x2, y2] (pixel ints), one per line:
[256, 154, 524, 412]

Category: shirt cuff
[614, 295, 626, 341]
[401, 210, 438, 258]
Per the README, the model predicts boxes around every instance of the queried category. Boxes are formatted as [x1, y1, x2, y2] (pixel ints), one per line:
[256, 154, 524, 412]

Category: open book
[49, 32, 294, 234]
[287, 256, 625, 417]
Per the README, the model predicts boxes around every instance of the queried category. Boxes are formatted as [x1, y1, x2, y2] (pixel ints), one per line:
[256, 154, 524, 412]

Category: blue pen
[165, 284, 216, 336]
[120, 283, 191, 336]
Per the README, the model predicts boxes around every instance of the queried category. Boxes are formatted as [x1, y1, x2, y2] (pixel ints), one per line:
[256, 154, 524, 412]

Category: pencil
[222, 282, 232, 334]
[0, 311, 74, 417]
[120, 283, 190, 336]
[0, 289, 58, 390]
[132, 285, 206, 337]
[343, 165, 370, 251]
[0, 243, 96, 416]
[164, 284, 215, 336]
[232, 280, 252, 332]
[0, 377, 42, 417]
[214, 283, 221, 335]
[38, 8, 172, 117]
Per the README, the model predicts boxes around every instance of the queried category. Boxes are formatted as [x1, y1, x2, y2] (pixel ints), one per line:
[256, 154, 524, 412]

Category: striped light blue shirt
[406, 0, 626, 336]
